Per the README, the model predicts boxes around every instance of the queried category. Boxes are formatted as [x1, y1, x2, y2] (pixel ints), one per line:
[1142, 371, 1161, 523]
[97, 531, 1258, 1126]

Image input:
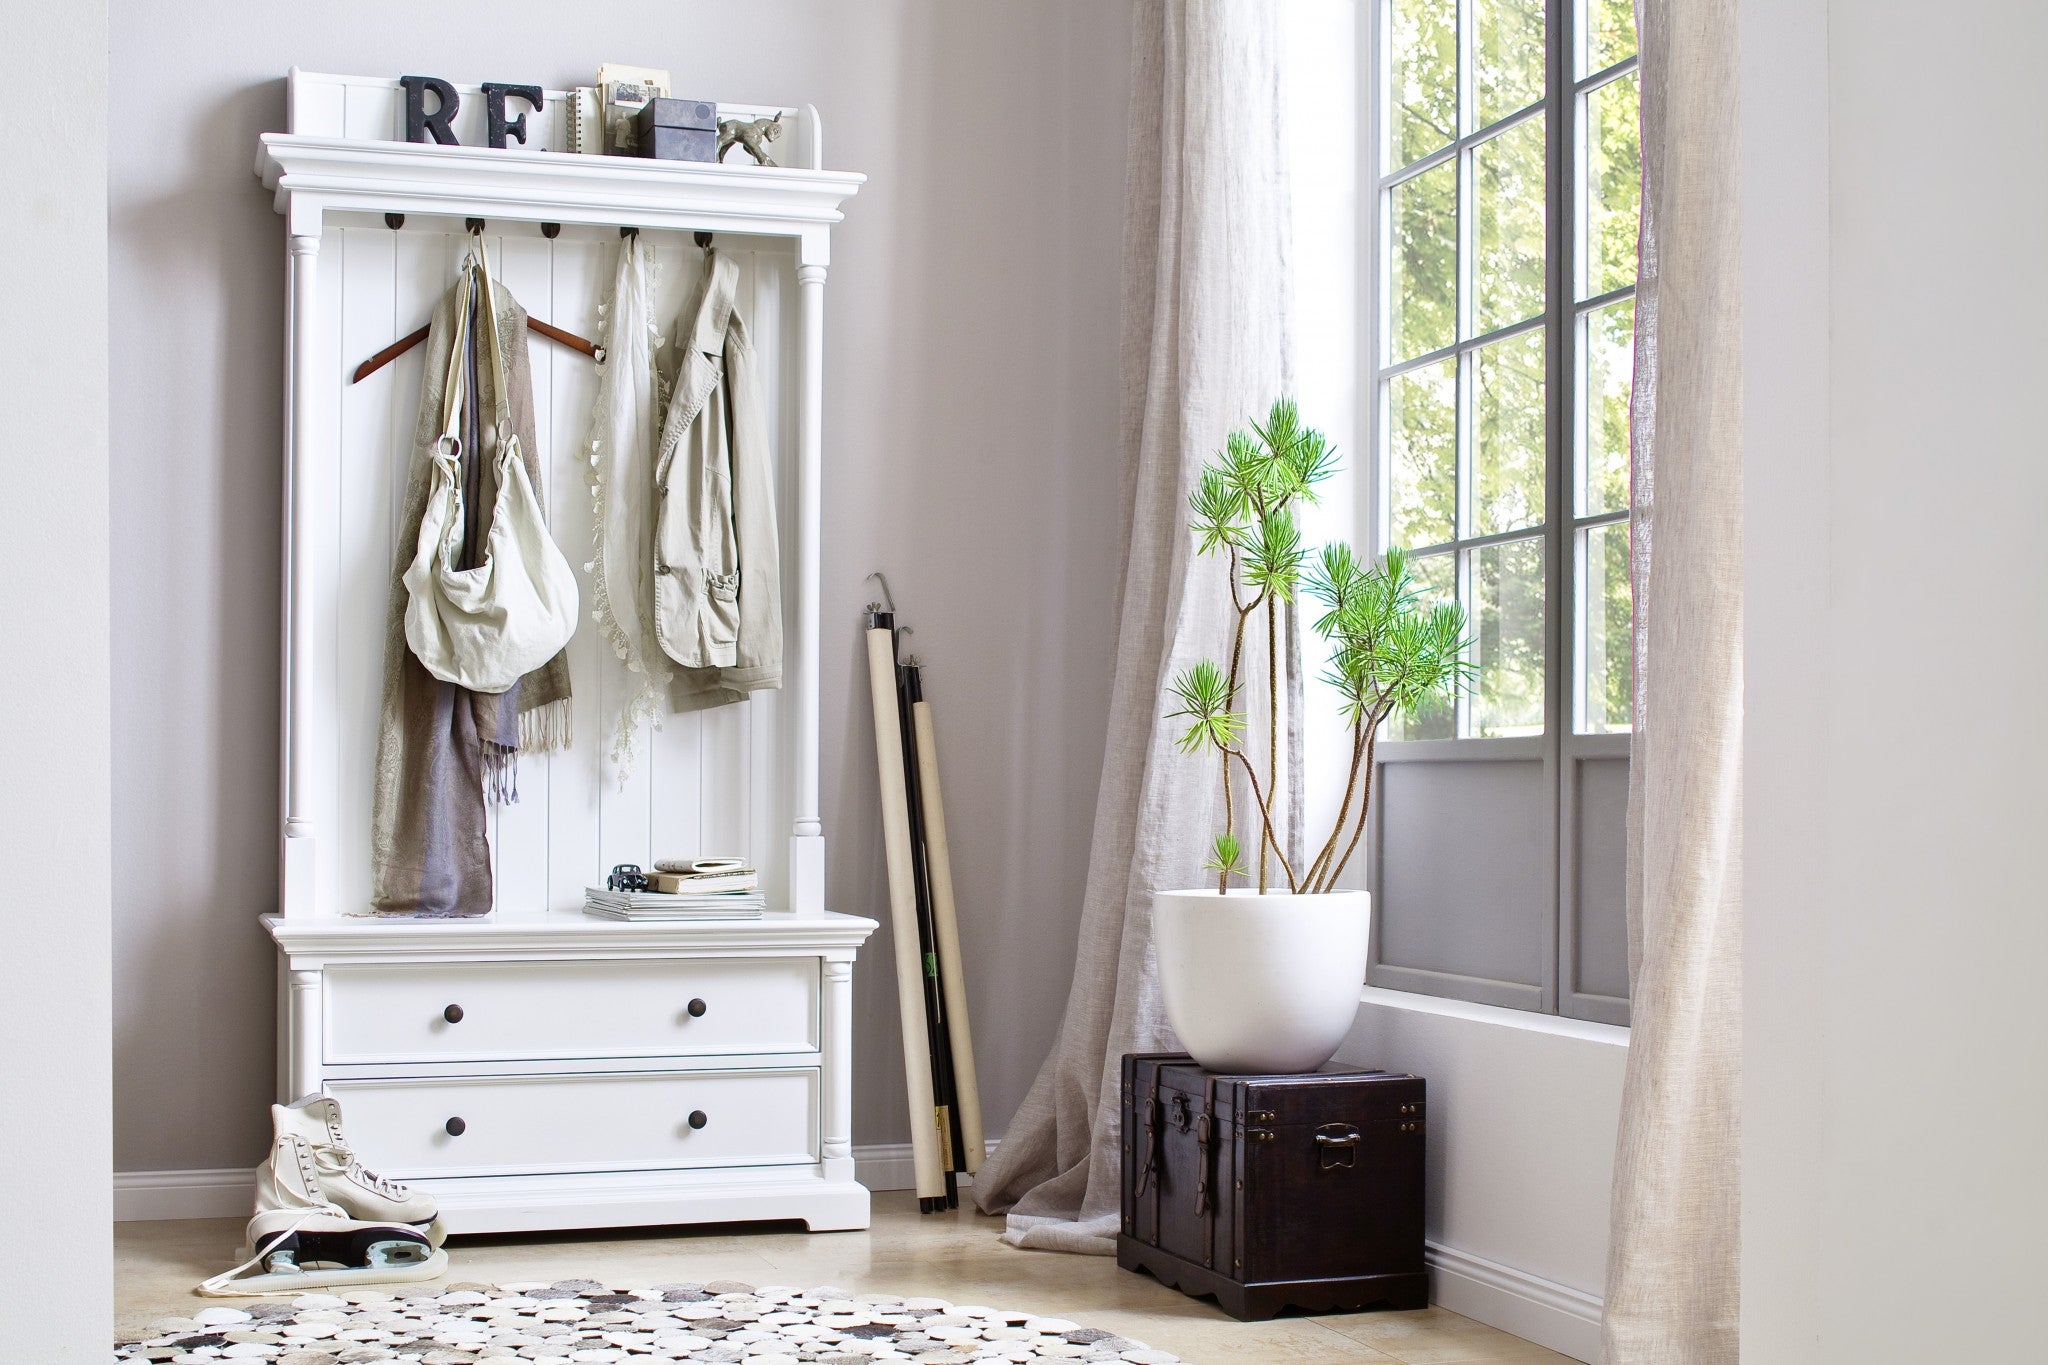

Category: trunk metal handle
[1317, 1122, 1361, 1169]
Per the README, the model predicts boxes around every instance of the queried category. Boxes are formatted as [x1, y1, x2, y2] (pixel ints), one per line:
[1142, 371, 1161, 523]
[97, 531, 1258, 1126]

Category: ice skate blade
[207, 1245, 448, 1297]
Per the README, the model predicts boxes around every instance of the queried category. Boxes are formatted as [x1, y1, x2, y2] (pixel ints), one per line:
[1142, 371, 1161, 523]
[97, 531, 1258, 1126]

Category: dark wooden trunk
[1117, 1052, 1429, 1321]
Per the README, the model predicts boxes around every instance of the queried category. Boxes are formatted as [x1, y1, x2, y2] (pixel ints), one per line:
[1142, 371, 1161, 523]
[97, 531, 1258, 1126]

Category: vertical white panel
[698, 701, 750, 862]
[649, 714, 705, 868]
[546, 233, 607, 911]
[748, 250, 787, 906]
[336, 226, 397, 915]
[342, 80, 402, 142]
[290, 72, 345, 137]
[490, 232, 554, 916]
[311, 231, 347, 918]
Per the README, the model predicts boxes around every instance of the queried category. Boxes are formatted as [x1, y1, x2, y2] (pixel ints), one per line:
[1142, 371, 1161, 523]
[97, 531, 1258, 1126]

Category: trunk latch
[1316, 1122, 1362, 1170]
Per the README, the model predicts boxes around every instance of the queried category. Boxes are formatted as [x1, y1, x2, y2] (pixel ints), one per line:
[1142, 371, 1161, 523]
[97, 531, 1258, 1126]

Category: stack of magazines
[583, 860, 764, 921]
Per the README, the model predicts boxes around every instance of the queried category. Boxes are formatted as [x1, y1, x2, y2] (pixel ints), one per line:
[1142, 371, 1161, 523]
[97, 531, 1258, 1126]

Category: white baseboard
[114, 1167, 257, 1222]
[849, 1140, 998, 1194]
[115, 1140, 1004, 1223]
[1426, 1240, 1603, 1364]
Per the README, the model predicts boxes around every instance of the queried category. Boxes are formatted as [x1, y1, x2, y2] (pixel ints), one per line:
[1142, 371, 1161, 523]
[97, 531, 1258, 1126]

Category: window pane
[1583, 71, 1640, 299]
[1472, 115, 1547, 335]
[1388, 0, 1459, 168]
[1582, 0, 1637, 74]
[1473, 327, 1547, 536]
[1387, 360, 1457, 548]
[1578, 521, 1632, 732]
[1578, 297, 1633, 516]
[1392, 551, 1458, 740]
[1388, 161, 1457, 361]
[1473, 536, 1545, 735]
[1474, 0, 1546, 128]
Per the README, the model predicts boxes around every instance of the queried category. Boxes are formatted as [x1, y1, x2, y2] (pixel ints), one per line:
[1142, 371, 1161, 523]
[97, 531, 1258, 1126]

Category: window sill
[1359, 985, 1631, 1047]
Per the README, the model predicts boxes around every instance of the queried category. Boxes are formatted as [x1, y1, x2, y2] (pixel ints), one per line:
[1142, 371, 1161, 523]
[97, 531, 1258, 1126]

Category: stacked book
[583, 861, 763, 921]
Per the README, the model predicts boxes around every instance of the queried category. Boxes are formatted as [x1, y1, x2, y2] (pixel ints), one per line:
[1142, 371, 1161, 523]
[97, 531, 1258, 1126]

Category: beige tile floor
[117, 1194, 1570, 1364]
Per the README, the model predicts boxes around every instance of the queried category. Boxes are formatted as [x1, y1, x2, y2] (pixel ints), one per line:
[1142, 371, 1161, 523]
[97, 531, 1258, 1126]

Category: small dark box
[639, 126, 717, 162]
[635, 98, 719, 161]
[1118, 1052, 1429, 1321]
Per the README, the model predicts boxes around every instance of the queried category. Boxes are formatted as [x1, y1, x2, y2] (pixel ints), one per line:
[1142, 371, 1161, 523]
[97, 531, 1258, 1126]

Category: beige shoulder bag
[403, 240, 579, 694]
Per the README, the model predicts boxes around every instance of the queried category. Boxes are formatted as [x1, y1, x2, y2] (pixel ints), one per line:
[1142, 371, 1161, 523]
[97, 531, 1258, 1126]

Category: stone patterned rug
[115, 1280, 1187, 1364]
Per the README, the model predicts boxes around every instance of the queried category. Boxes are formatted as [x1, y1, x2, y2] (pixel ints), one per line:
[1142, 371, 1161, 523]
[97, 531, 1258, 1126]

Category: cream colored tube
[866, 626, 946, 1203]
[912, 698, 984, 1174]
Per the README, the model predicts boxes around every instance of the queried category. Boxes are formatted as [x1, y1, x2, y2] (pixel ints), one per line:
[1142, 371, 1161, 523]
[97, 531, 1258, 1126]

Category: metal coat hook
[384, 212, 405, 230]
[865, 572, 897, 614]
[694, 231, 713, 250]
[465, 217, 486, 234]
[620, 225, 639, 240]
[541, 222, 561, 239]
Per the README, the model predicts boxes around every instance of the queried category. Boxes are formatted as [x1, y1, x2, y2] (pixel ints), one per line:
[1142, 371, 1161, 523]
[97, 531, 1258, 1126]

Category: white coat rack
[252, 70, 876, 1237]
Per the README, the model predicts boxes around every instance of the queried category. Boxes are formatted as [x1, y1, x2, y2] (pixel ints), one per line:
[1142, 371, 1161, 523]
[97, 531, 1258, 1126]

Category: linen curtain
[971, 0, 1293, 1254]
[1602, 0, 1744, 1357]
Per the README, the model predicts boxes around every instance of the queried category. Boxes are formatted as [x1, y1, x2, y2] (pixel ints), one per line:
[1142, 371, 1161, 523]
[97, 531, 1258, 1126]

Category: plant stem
[1260, 593, 1278, 892]
[1220, 547, 1253, 862]
[1220, 550, 1261, 889]
[1304, 717, 1367, 892]
[1222, 745, 1298, 892]
[1323, 710, 1385, 889]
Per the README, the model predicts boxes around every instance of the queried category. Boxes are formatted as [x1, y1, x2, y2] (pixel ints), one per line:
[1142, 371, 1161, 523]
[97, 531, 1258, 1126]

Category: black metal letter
[400, 75, 460, 145]
[482, 83, 544, 149]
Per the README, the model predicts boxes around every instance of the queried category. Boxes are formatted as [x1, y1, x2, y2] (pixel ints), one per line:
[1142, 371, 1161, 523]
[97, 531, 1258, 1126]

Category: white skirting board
[113, 1154, 1598, 1362]
[112, 1141, 1000, 1223]
[1426, 1240, 1603, 1364]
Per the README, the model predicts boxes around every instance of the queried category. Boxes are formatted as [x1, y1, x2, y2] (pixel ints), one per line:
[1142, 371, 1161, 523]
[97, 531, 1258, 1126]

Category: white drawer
[326, 1069, 819, 1179]
[323, 958, 818, 1065]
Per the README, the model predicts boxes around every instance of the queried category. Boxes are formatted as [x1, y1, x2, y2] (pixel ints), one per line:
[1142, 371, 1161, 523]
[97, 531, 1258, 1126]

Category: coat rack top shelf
[260, 70, 864, 245]
[257, 133, 866, 246]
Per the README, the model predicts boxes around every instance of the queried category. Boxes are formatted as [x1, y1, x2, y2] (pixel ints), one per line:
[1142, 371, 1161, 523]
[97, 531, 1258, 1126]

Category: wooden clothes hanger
[350, 218, 604, 384]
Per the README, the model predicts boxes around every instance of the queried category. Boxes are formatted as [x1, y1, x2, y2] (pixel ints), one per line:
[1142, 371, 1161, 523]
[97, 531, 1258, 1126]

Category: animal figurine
[718, 111, 785, 167]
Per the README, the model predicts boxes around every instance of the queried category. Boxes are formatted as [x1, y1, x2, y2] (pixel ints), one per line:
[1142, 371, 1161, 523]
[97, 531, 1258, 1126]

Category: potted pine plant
[1158, 399, 1475, 1073]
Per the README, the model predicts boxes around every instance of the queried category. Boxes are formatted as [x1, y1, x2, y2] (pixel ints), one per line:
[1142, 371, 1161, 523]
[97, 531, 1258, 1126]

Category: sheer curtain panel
[1602, 0, 1744, 1357]
[971, 0, 1294, 1254]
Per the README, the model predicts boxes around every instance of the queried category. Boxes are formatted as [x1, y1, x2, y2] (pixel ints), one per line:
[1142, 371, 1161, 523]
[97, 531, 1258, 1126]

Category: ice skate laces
[315, 1141, 410, 1198]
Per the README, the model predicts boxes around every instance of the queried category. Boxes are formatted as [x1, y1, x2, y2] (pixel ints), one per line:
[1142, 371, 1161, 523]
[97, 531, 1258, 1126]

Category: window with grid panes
[1365, 0, 1638, 1023]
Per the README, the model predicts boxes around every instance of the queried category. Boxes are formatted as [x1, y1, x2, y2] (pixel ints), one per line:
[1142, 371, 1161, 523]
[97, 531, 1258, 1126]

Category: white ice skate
[197, 1132, 448, 1297]
[273, 1093, 446, 1247]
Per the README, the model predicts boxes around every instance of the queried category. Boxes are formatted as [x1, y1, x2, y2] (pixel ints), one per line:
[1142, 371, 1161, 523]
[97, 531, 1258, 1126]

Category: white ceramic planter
[1153, 888, 1371, 1074]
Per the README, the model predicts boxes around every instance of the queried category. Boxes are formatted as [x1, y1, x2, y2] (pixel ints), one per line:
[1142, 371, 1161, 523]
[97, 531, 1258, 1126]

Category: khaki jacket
[653, 251, 781, 708]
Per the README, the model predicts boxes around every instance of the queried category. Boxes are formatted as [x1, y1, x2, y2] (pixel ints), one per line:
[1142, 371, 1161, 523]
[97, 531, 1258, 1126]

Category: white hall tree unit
[256, 71, 875, 1234]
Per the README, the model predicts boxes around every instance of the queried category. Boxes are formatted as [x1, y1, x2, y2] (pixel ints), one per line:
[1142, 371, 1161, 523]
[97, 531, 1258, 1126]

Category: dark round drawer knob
[445, 1117, 467, 1137]
[687, 998, 708, 1018]
[688, 1110, 708, 1130]
[443, 1004, 464, 1024]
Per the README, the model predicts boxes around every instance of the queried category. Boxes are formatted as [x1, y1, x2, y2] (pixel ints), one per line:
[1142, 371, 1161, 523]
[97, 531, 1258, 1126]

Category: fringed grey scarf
[369, 262, 573, 916]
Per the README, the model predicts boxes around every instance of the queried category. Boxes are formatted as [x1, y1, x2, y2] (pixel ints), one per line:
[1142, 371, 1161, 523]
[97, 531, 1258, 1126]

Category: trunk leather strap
[1197, 1075, 1218, 1266]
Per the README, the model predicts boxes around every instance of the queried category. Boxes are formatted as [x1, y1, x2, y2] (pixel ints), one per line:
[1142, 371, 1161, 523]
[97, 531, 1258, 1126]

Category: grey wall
[1, 0, 114, 1353]
[110, 1, 1131, 1173]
